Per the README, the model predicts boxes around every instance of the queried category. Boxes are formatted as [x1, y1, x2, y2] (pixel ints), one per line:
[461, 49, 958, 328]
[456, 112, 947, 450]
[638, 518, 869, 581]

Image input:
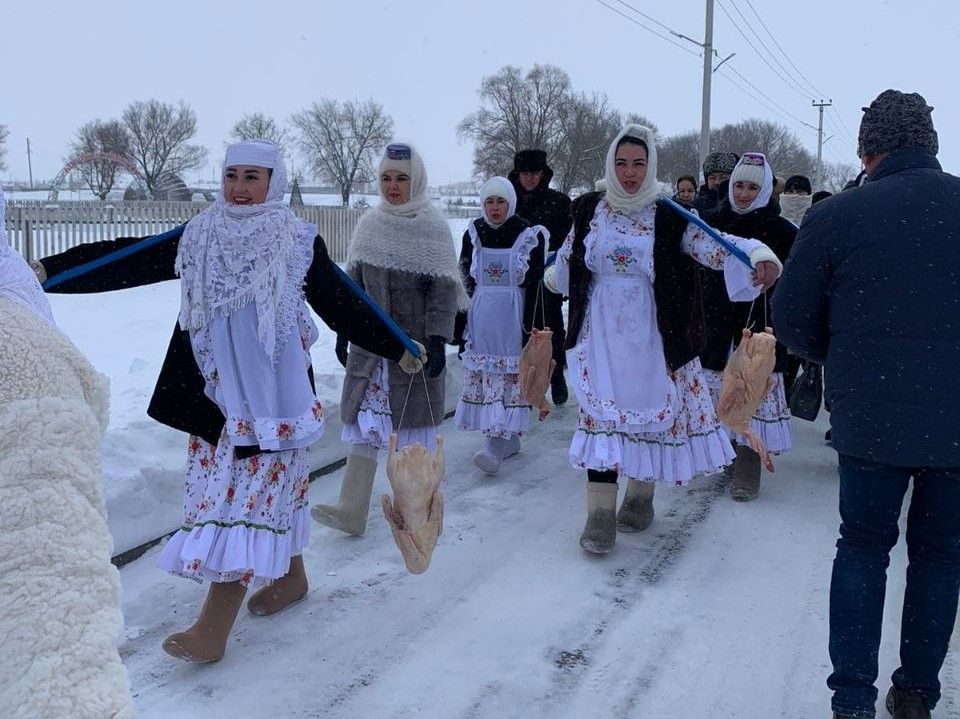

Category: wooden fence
[3, 200, 369, 263]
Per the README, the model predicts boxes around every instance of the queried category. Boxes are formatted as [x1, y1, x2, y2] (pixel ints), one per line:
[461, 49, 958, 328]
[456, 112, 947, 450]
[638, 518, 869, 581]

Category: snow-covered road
[118, 409, 959, 718]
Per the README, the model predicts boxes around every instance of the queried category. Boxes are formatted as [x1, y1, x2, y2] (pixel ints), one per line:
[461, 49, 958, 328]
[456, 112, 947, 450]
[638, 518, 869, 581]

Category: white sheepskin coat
[0, 298, 135, 719]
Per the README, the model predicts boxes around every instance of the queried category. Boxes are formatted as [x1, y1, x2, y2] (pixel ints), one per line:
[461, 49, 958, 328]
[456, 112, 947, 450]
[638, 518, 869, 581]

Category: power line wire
[588, 0, 701, 58]
[715, 0, 811, 101]
[716, 66, 817, 136]
[740, 0, 825, 98]
[723, 62, 818, 131]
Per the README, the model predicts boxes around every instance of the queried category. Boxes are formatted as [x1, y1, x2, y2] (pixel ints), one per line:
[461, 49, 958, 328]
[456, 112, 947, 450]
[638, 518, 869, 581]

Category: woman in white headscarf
[313, 142, 468, 537]
[0, 183, 55, 325]
[454, 176, 547, 474]
[545, 124, 782, 556]
[32, 140, 424, 662]
[698, 152, 797, 502]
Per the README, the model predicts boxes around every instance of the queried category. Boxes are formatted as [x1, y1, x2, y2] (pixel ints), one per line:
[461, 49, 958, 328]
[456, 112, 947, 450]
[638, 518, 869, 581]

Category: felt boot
[730, 443, 762, 502]
[616, 479, 655, 533]
[311, 454, 377, 536]
[246, 554, 308, 616]
[579, 481, 618, 555]
[162, 580, 247, 663]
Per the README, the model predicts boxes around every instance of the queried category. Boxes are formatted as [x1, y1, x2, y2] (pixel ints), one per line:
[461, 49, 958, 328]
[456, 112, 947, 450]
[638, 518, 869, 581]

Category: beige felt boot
[311, 454, 377, 536]
[246, 554, 309, 616]
[162, 580, 247, 663]
[579, 482, 618, 555]
[616, 479, 655, 533]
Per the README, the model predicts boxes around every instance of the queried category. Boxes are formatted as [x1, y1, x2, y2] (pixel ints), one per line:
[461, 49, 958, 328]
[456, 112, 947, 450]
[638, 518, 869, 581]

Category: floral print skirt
[703, 369, 793, 454]
[455, 368, 531, 438]
[156, 432, 310, 589]
[341, 358, 438, 452]
[570, 359, 735, 485]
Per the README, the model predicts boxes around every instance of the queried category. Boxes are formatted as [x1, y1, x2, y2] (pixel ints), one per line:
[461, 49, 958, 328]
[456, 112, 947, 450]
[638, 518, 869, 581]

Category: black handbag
[789, 361, 823, 421]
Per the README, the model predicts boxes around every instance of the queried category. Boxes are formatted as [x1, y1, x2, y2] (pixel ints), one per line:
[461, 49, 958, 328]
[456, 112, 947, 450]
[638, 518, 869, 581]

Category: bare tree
[822, 160, 859, 193]
[291, 98, 393, 206]
[69, 120, 132, 200]
[458, 64, 572, 181]
[0, 124, 7, 172]
[122, 99, 207, 198]
[230, 112, 287, 152]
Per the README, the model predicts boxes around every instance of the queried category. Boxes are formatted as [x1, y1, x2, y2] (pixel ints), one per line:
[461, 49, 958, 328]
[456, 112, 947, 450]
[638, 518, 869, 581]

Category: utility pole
[26, 138, 34, 189]
[699, 0, 715, 172]
[812, 99, 832, 190]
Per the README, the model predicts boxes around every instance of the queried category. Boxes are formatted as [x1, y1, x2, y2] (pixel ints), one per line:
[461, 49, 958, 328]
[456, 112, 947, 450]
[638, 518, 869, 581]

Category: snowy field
[47, 267, 960, 718]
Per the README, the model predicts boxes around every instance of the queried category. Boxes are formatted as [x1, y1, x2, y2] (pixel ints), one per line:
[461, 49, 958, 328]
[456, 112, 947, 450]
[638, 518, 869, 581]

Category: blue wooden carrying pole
[41, 224, 188, 290]
[658, 197, 754, 269]
[41, 224, 422, 358]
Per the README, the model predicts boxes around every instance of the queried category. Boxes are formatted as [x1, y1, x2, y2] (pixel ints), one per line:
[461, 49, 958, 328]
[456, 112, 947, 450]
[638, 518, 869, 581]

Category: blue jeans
[828, 454, 960, 717]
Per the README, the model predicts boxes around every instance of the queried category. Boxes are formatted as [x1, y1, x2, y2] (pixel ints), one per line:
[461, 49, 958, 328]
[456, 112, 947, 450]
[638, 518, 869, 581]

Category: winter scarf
[374, 141, 434, 218]
[348, 143, 469, 310]
[176, 140, 316, 361]
[603, 123, 661, 213]
[728, 152, 775, 215]
[0, 183, 56, 326]
[779, 193, 812, 225]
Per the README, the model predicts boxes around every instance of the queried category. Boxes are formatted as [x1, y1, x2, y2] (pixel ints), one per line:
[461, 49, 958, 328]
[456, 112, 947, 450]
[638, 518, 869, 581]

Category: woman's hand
[399, 340, 427, 374]
[30, 261, 47, 284]
[752, 260, 780, 291]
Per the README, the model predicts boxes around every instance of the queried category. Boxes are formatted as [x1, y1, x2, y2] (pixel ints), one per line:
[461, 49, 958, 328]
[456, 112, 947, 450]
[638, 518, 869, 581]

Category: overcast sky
[3, 0, 958, 185]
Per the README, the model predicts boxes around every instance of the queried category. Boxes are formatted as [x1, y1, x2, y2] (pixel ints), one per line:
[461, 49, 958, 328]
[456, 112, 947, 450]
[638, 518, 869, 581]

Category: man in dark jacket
[773, 90, 960, 719]
[508, 149, 573, 404]
[692, 151, 739, 215]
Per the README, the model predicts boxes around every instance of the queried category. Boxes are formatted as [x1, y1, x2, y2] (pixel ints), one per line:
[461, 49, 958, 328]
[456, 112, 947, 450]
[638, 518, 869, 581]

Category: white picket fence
[3, 200, 366, 263]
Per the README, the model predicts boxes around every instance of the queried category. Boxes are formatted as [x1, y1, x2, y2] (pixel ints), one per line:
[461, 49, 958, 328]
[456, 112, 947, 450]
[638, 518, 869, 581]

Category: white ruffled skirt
[341, 358, 438, 452]
[703, 369, 793, 454]
[570, 359, 735, 485]
[156, 433, 310, 589]
[455, 367, 531, 438]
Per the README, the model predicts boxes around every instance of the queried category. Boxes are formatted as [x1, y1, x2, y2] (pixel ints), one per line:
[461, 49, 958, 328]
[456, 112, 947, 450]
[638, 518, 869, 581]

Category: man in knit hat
[773, 90, 960, 719]
[508, 149, 573, 405]
[692, 150, 739, 215]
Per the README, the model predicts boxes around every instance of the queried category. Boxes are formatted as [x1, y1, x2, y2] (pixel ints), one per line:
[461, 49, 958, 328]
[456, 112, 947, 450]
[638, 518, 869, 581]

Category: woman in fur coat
[33, 140, 424, 662]
[699, 153, 797, 501]
[313, 142, 468, 537]
[544, 124, 782, 556]
[454, 176, 546, 474]
[0, 181, 134, 718]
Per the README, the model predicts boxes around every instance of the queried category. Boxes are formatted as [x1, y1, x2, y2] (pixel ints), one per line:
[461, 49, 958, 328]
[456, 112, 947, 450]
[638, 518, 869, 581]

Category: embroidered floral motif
[483, 261, 507, 283]
[606, 245, 637, 273]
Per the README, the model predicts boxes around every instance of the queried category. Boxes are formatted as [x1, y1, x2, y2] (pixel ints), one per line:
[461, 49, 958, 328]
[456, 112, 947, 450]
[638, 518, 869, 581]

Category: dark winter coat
[40, 233, 406, 449]
[340, 264, 459, 429]
[565, 192, 705, 371]
[692, 184, 723, 216]
[700, 196, 797, 373]
[456, 215, 546, 348]
[772, 148, 960, 467]
[508, 167, 573, 252]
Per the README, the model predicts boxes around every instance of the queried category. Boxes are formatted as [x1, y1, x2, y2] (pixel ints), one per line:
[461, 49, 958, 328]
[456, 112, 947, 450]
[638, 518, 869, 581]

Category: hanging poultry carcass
[380, 433, 445, 575]
[519, 328, 555, 421]
[716, 326, 778, 472]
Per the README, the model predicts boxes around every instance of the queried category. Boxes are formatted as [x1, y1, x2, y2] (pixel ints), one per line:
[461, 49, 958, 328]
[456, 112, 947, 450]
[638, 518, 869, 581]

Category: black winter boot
[551, 367, 569, 406]
[730, 444, 762, 501]
[886, 686, 931, 719]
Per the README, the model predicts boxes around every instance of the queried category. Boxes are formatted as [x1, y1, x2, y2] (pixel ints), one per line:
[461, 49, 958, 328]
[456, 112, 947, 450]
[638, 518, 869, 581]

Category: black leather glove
[335, 334, 348, 368]
[425, 335, 447, 378]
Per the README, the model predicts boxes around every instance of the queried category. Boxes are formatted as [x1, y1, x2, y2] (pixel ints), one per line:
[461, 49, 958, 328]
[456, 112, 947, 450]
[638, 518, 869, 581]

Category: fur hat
[513, 149, 549, 173]
[858, 89, 938, 158]
[702, 151, 739, 179]
[784, 175, 812, 194]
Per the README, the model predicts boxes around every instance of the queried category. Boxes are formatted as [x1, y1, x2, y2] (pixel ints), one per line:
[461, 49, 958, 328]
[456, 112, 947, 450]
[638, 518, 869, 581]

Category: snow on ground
[45, 251, 960, 718]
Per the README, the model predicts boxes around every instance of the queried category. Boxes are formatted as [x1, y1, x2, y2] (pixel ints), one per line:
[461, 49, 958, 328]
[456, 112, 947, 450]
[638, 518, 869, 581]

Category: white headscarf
[479, 176, 517, 228]
[0, 182, 56, 326]
[375, 142, 433, 218]
[727, 152, 775, 215]
[176, 139, 316, 360]
[603, 123, 661, 213]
